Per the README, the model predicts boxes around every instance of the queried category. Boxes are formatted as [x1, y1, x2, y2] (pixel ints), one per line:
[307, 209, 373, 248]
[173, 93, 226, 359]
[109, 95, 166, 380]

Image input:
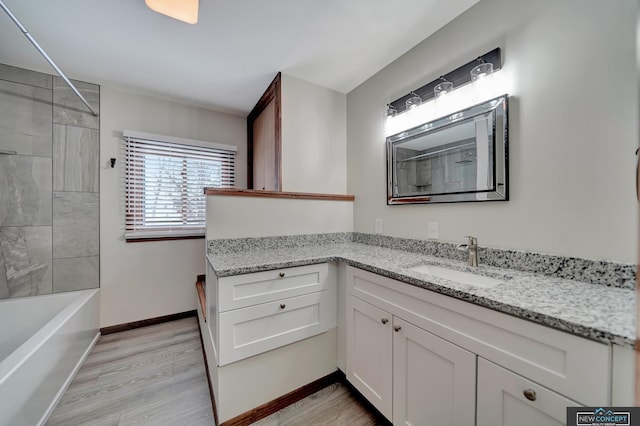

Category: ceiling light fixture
[145, 0, 199, 24]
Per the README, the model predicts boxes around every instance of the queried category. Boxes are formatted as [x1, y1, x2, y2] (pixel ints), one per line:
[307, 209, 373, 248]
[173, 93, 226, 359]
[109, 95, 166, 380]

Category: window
[123, 130, 236, 240]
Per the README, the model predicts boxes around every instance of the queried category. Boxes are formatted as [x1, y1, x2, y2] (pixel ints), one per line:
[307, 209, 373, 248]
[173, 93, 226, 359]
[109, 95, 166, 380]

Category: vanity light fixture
[145, 0, 199, 24]
[470, 58, 494, 81]
[386, 104, 398, 119]
[387, 48, 501, 116]
[385, 48, 502, 137]
[433, 77, 454, 98]
[406, 92, 422, 111]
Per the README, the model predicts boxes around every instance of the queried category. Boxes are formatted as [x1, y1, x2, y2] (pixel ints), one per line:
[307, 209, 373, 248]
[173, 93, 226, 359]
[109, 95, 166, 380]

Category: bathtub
[0, 289, 100, 426]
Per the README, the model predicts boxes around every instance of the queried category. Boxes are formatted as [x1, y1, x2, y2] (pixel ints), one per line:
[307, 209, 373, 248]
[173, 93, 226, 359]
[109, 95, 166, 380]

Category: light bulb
[470, 62, 493, 82]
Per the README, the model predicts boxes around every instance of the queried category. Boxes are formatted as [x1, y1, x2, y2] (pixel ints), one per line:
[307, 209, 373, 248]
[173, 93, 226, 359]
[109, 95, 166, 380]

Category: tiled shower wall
[0, 63, 99, 299]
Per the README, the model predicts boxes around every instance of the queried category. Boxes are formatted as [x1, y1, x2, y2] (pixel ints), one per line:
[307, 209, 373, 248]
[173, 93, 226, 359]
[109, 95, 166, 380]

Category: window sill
[125, 235, 205, 243]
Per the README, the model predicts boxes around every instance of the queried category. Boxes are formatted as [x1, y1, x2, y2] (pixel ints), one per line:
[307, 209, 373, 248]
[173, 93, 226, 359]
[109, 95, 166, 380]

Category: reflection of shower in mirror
[387, 95, 508, 205]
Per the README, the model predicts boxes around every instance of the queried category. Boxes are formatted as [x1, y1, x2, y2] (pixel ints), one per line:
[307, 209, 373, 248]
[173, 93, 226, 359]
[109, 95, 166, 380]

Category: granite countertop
[207, 242, 636, 348]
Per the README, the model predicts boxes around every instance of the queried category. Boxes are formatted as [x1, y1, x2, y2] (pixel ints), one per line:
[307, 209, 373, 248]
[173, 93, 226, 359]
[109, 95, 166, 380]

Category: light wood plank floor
[47, 317, 213, 426]
[47, 317, 385, 426]
[253, 382, 388, 426]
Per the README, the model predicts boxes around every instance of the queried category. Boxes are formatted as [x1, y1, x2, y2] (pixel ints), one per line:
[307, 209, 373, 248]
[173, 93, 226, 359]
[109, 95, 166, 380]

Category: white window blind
[123, 131, 236, 240]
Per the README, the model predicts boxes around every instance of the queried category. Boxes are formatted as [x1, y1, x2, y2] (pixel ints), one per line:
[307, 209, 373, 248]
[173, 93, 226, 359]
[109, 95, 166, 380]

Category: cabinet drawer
[219, 263, 329, 312]
[218, 290, 334, 366]
[346, 266, 610, 405]
[477, 358, 578, 426]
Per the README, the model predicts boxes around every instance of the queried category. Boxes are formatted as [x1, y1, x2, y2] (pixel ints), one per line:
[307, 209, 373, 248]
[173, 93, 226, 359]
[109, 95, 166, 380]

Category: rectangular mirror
[387, 95, 508, 204]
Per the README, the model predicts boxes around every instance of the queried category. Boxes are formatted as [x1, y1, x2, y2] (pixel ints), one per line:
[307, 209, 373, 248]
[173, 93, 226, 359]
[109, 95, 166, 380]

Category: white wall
[281, 74, 347, 194]
[100, 86, 246, 327]
[347, 0, 638, 264]
[206, 195, 353, 240]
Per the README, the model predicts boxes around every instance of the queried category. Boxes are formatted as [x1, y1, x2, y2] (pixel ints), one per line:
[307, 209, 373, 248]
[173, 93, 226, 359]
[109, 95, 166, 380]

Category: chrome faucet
[457, 236, 478, 267]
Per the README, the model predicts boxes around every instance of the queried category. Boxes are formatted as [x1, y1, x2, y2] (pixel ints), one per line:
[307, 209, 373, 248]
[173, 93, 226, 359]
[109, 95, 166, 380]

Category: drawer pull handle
[393, 326, 402, 332]
[279, 272, 285, 278]
[523, 389, 537, 401]
[280, 304, 286, 309]
[381, 318, 389, 324]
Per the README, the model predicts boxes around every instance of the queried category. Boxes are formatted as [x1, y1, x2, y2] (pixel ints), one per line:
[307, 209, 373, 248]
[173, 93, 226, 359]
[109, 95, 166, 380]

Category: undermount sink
[407, 264, 505, 289]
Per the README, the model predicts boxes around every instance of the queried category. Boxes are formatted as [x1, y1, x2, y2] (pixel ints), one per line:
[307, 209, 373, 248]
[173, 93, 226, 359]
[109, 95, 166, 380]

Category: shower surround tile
[53, 77, 99, 129]
[53, 192, 99, 258]
[53, 125, 99, 192]
[0, 227, 52, 298]
[0, 79, 53, 157]
[0, 155, 52, 227]
[0, 63, 53, 89]
[0, 255, 8, 299]
[0, 63, 101, 300]
[53, 256, 99, 292]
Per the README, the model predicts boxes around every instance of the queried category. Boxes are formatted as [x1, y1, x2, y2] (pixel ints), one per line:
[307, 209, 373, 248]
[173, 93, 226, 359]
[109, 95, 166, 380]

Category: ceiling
[0, 0, 479, 116]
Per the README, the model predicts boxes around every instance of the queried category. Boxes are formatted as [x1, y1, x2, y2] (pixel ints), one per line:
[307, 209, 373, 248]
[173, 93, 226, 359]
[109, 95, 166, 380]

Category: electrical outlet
[375, 219, 383, 235]
[427, 221, 439, 239]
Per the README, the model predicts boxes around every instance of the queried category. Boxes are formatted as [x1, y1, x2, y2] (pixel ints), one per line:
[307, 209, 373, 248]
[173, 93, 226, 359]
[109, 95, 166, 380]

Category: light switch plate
[427, 221, 439, 239]
[375, 219, 383, 235]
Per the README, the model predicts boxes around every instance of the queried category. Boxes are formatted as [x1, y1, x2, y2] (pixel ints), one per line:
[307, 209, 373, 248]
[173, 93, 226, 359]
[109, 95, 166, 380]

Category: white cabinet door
[346, 295, 393, 421]
[393, 317, 476, 426]
[477, 358, 579, 426]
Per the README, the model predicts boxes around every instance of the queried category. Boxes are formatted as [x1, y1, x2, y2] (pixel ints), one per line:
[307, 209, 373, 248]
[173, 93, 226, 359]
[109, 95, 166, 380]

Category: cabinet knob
[280, 304, 286, 309]
[381, 318, 389, 324]
[279, 272, 285, 278]
[393, 326, 402, 332]
[523, 389, 537, 401]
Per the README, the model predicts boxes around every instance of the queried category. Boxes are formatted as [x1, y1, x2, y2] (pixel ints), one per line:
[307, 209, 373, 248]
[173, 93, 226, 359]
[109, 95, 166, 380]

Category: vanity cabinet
[477, 358, 578, 426]
[216, 263, 336, 366]
[347, 294, 476, 425]
[346, 295, 393, 418]
[393, 317, 476, 426]
[345, 266, 612, 425]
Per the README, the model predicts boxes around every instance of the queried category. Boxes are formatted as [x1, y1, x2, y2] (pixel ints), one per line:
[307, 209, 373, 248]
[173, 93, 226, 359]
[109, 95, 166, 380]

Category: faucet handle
[464, 235, 477, 245]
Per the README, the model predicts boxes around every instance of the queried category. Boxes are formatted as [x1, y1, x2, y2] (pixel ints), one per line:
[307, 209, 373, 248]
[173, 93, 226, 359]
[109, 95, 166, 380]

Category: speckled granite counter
[207, 242, 635, 349]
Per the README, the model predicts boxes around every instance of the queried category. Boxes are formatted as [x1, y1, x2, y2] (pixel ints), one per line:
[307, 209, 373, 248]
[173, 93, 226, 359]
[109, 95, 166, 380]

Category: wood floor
[47, 317, 213, 426]
[47, 317, 385, 426]
[253, 382, 387, 426]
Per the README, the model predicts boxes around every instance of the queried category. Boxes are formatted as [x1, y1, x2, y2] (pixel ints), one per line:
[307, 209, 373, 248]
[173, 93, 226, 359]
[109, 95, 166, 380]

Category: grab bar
[0, 0, 98, 117]
[0, 150, 17, 155]
[636, 148, 640, 201]
[398, 142, 475, 162]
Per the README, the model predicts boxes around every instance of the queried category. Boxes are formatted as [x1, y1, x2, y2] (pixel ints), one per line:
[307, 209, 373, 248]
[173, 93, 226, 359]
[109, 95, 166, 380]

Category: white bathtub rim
[38, 330, 100, 426]
[0, 289, 99, 386]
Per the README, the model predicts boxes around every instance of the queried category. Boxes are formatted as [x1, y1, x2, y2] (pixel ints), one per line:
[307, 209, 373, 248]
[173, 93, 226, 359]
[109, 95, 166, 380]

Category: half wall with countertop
[203, 189, 354, 424]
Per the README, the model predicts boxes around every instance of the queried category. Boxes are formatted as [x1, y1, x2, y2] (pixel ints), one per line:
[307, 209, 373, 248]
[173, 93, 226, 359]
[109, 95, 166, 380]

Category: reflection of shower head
[455, 149, 476, 164]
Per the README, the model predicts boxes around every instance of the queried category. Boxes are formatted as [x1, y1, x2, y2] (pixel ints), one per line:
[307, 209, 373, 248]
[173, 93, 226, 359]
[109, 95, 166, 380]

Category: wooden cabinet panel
[393, 317, 476, 426]
[252, 99, 277, 190]
[248, 72, 281, 191]
[346, 294, 393, 420]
